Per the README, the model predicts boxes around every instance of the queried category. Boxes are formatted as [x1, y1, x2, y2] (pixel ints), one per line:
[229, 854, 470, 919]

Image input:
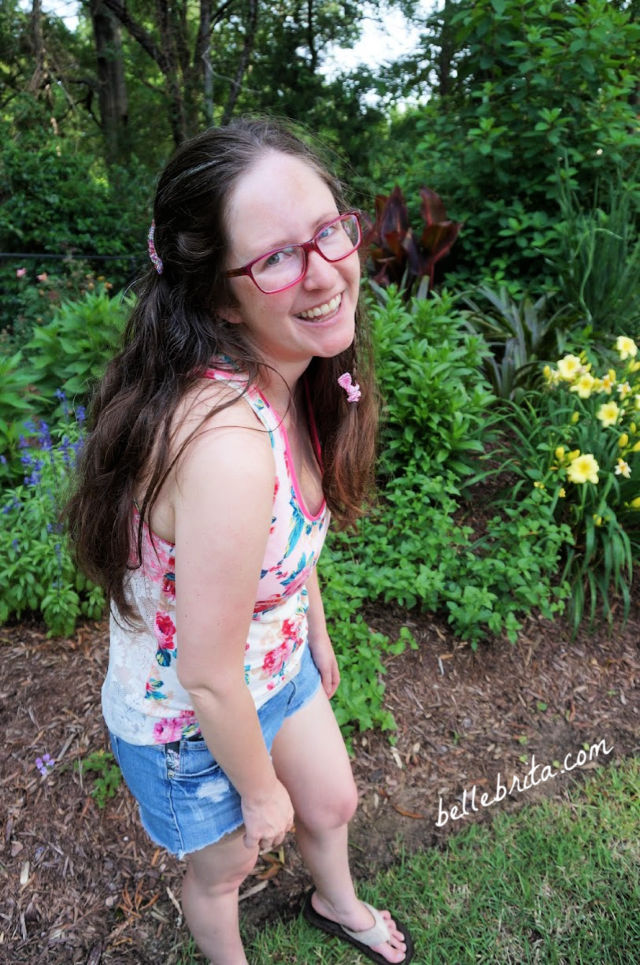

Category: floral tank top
[101, 368, 330, 745]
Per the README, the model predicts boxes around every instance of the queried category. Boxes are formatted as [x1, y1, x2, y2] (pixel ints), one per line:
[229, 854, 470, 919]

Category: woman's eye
[317, 223, 337, 242]
[263, 246, 296, 269]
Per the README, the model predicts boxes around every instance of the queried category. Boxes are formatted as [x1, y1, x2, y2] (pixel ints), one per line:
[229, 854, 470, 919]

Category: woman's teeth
[297, 294, 341, 320]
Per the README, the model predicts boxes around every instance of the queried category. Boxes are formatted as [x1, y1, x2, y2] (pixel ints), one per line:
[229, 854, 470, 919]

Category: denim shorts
[108, 645, 321, 859]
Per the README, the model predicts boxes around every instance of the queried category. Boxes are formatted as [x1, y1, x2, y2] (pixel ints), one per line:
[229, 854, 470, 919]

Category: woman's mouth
[296, 294, 342, 321]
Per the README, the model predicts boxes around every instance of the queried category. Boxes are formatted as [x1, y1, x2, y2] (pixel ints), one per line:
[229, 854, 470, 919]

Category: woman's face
[223, 151, 360, 379]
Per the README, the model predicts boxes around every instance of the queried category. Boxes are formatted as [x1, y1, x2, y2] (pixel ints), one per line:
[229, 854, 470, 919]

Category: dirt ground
[1, 595, 639, 964]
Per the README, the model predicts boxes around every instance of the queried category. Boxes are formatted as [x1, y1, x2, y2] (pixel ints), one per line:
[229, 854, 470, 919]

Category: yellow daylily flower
[570, 372, 596, 398]
[557, 354, 583, 381]
[601, 369, 617, 393]
[615, 336, 638, 360]
[615, 459, 631, 479]
[596, 401, 620, 428]
[617, 381, 632, 400]
[567, 453, 599, 485]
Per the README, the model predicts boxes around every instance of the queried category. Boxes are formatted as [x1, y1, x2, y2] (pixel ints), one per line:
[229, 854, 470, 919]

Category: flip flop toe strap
[342, 901, 391, 947]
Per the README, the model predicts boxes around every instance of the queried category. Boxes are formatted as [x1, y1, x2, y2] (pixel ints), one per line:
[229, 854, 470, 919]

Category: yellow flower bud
[619, 433, 629, 448]
[592, 514, 603, 526]
[533, 481, 545, 490]
[554, 446, 565, 462]
[633, 441, 640, 452]
[571, 412, 580, 424]
[568, 449, 581, 461]
[558, 488, 566, 498]
[630, 497, 640, 509]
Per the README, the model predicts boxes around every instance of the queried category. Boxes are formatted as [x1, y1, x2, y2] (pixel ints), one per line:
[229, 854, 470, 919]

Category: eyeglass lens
[252, 213, 360, 293]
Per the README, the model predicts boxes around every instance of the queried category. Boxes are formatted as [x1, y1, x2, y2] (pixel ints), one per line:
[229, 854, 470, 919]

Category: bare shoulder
[147, 377, 273, 542]
[171, 377, 274, 494]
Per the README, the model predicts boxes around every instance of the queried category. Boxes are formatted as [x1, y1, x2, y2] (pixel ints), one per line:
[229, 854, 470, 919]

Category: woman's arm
[306, 565, 340, 699]
[172, 415, 293, 851]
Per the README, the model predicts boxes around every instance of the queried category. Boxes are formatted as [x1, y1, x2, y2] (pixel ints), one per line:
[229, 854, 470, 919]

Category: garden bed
[2, 595, 638, 964]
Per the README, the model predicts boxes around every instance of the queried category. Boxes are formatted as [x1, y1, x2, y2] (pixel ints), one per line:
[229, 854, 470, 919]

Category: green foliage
[0, 409, 105, 635]
[0, 261, 122, 352]
[25, 288, 129, 403]
[321, 287, 570, 734]
[502, 337, 640, 632]
[545, 171, 640, 336]
[0, 351, 39, 485]
[370, 286, 496, 479]
[461, 285, 573, 399]
[77, 750, 122, 808]
[384, 0, 640, 287]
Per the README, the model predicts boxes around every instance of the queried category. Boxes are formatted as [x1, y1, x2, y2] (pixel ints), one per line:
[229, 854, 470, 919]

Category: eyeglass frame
[225, 210, 362, 295]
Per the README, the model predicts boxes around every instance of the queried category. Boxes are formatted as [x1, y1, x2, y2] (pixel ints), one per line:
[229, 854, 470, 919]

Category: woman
[68, 117, 413, 965]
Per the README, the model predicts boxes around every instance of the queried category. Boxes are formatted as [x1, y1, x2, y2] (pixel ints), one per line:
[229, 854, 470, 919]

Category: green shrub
[25, 288, 129, 403]
[370, 286, 496, 479]
[0, 406, 105, 635]
[381, 0, 639, 287]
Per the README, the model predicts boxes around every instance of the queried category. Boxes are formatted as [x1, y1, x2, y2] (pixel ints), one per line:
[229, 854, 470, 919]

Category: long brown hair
[66, 117, 378, 620]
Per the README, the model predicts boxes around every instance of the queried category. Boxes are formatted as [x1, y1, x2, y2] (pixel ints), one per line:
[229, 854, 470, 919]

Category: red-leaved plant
[365, 185, 463, 294]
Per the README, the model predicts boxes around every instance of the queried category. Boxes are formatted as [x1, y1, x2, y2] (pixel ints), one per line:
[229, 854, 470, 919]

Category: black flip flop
[302, 891, 415, 964]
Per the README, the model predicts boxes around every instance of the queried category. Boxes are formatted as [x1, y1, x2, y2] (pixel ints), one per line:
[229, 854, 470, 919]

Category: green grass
[179, 758, 640, 963]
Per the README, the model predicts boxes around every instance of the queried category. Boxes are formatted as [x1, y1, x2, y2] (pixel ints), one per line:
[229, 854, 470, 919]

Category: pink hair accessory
[337, 372, 361, 403]
[148, 220, 163, 274]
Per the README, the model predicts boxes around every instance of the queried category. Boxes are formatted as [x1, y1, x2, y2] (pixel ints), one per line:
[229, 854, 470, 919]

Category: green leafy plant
[0, 401, 105, 635]
[501, 336, 640, 631]
[25, 288, 129, 403]
[461, 285, 573, 400]
[77, 750, 122, 808]
[370, 285, 496, 480]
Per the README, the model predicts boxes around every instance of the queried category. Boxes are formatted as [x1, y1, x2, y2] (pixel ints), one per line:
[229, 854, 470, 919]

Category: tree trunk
[90, 0, 130, 164]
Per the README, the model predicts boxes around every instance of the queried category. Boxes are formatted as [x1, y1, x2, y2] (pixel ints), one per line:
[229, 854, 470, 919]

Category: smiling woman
[66, 118, 414, 965]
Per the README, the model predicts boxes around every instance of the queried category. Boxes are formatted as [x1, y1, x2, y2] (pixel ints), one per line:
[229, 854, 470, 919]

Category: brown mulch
[1, 597, 639, 965]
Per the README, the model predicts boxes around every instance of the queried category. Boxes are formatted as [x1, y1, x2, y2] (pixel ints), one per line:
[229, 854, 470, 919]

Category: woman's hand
[241, 778, 295, 851]
[309, 631, 340, 699]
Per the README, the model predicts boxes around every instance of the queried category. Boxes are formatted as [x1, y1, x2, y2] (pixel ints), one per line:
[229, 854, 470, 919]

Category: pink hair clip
[337, 372, 361, 403]
[148, 220, 163, 274]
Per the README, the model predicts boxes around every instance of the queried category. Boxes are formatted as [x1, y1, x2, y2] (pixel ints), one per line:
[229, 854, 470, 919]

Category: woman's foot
[308, 890, 410, 963]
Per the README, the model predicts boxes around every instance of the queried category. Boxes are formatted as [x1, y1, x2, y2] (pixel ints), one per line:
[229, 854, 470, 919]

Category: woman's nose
[302, 249, 338, 288]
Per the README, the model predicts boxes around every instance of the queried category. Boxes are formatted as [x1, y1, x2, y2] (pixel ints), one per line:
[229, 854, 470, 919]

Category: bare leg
[271, 688, 408, 963]
[181, 827, 258, 965]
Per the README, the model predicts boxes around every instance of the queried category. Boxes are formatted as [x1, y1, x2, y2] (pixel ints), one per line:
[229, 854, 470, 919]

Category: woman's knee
[297, 775, 359, 831]
[186, 831, 258, 893]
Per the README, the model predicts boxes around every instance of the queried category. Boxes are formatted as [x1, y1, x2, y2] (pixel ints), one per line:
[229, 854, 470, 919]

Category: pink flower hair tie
[337, 372, 361, 403]
[148, 220, 163, 274]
